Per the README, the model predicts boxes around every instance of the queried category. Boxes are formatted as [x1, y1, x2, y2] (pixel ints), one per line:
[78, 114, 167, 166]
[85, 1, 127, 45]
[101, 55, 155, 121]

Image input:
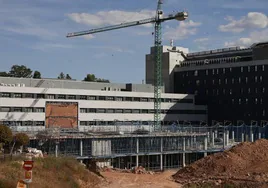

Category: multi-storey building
[0, 77, 207, 132]
[146, 41, 268, 125]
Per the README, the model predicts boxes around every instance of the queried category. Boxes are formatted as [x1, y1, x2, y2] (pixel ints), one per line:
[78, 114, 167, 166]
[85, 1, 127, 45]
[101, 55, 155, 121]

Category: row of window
[1, 121, 45, 126]
[182, 65, 265, 77]
[194, 76, 264, 86]
[0, 107, 45, 113]
[203, 88, 266, 96]
[0, 92, 193, 103]
[80, 108, 207, 114]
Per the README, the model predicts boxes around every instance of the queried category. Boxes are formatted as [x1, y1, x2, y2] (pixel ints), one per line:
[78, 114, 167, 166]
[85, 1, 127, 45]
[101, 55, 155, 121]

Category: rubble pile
[173, 139, 268, 187]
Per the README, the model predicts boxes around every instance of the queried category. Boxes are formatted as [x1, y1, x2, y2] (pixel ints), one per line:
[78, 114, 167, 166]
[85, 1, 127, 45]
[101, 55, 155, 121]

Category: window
[241, 67, 243, 72]
[223, 68, 225, 74]
[262, 65, 265, 71]
[99, 96, 105, 100]
[97, 109, 105, 113]
[25, 108, 33, 112]
[260, 76, 263, 82]
[14, 121, 22, 126]
[196, 80, 200, 85]
[212, 69, 215, 75]
[239, 99, 241, 105]
[115, 109, 123, 113]
[230, 89, 232, 95]
[206, 90, 209, 95]
[255, 88, 258, 93]
[13, 107, 22, 112]
[107, 96, 114, 101]
[255, 98, 258, 104]
[260, 98, 263, 104]
[223, 89, 225, 94]
[124, 109, 132, 113]
[88, 108, 96, 113]
[218, 79, 221, 85]
[255, 76, 258, 82]
[80, 108, 87, 113]
[263, 110, 265, 116]
[204, 80, 207, 84]
[35, 108, 45, 112]
[132, 109, 140, 113]
[216, 69, 219, 74]
[194, 70, 198, 76]
[80, 121, 87, 126]
[229, 67, 232, 72]
[246, 77, 248, 83]
[88, 96, 96, 100]
[206, 70, 208, 75]
[232, 78, 234, 84]
[47, 94, 55, 99]
[238, 77, 241, 83]
[25, 93, 34, 98]
[58, 95, 65, 99]
[106, 109, 114, 113]
[225, 78, 228, 84]
[248, 88, 251, 93]
[133, 97, 140, 102]
[37, 94, 44, 99]
[125, 97, 132, 101]
[80, 95, 87, 100]
[212, 80, 215, 85]
[248, 66, 250, 72]
[68, 95, 76, 99]
[246, 98, 248, 104]
[14, 93, 22, 98]
[263, 87, 265, 93]
[240, 88, 243, 94]
[1, 107, 10, 112]
[24, 121, 33, 126]
[1, 93, 11, 98]
[36, 121, 44, 126]
[232, 99, 234, 104]
[116, 97, 123, 101]
[255, 66, 257, 72]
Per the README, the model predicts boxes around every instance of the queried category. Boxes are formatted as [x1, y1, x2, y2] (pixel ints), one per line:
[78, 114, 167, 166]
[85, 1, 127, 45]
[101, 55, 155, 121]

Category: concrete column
[232, 131, 235, 141]
[160, 137, 163, 171]
[80, 139, 83, 157]
[136, 138, 139, 167]
[55, 142, 58, 158]
[211, 132, 215, 147]
[259, 132, 262, 139]
[215, 130, 218, 138]
[241, 133, 244, 142]
[250, 133, 254, 142]
[182, 137, 186, 167]
[204, 136, 208, 157]
[226, 131, 229, 146]
[223, 131, 226, 149]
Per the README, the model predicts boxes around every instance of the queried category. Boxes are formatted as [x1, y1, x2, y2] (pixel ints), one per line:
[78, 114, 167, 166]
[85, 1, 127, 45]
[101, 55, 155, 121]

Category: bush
[14, 133, 29, 148]
[0, 125, 12, 146]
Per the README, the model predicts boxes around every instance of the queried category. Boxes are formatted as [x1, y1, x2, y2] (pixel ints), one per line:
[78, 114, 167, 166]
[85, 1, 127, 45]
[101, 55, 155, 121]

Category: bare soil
[173, 139, 268, 187]
[100, 170, 181, 188]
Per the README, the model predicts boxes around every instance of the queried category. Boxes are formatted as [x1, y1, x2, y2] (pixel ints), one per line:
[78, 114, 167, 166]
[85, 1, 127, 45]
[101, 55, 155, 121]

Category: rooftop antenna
[170, 39, 174, 47]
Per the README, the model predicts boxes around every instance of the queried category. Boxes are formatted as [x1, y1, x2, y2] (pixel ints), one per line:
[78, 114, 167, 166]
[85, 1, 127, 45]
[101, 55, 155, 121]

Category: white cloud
[194, 38, 209, 42]
[224, 29, 268, 48]
[67, 10, 155, 27]
[163, 20, 201, 40]
[32, 43, 74, 51]
[219, 12, 268, 33]
[83, 35, 95, 40]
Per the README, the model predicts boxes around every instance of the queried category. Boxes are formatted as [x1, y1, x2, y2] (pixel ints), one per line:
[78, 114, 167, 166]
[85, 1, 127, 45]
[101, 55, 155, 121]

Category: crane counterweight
[66, 0, 188, 131]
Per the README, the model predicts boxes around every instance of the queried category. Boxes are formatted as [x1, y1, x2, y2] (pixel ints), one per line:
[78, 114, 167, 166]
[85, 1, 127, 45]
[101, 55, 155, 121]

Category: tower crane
[66, 0, 188, 131]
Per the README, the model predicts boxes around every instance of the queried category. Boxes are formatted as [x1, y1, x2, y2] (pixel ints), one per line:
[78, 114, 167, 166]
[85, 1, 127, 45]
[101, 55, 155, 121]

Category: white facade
[0, 84, 207, 132]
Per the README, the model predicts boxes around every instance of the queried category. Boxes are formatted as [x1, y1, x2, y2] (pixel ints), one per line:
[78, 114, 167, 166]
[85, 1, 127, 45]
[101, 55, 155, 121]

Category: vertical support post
[55, 142, 58, 158]
[215, 130, 218, 138]
[232, 131, 235, 141]
[241, 133, 244, 142]
[182, 137, 186, 167]
[259, 132, 262, 139]
[204, 136, 208, 157]
[211, 132, 215, 147]
[160, 137, 163, 171]
[250, 133, 254, 142]
[226, 130, 229, 146]
[80, 139, 83, 157]
[136, 138, 139, 167]
[223, 131, 226, 149]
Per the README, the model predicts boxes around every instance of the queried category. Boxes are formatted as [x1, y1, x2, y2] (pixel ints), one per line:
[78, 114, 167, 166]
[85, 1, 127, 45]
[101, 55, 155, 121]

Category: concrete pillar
[232, 131, 235, 141]
[241, 133, 244, 142]
[80, 139, 83, 157]
[204, 136, 208, 157]
[160, 137, 163, 171]
[250, 133, 254, 142]
[226, 131, 229, 146]
[259, 132, 262, 139]
[223, 131, 226, 149]
[211, 132, 215, 147]
[215, 130, 218, 138]
[55, 142, 58, 158]
[182, 137, 186, 167]
[136, 138, 139, 167]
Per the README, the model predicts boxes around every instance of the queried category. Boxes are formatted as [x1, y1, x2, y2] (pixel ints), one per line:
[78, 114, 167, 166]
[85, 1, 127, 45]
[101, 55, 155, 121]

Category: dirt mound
[173, 139, 268, 187]
[0, 156, 103, 188]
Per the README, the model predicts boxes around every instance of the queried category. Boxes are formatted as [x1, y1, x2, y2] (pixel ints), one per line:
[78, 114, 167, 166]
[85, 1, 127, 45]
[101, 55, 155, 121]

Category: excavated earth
[173, 139, 268, 188]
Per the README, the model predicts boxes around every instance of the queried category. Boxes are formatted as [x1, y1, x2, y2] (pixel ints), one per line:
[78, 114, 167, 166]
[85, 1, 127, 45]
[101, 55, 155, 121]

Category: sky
[1, 0, 268, 83]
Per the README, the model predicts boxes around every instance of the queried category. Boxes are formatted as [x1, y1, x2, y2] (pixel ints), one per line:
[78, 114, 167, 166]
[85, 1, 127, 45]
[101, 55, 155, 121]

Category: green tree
[9, 65, 32, 78]
[0, 125, 13, 146]
[57, 72, 65, 79]
[14, 133, 29, 148]
[83, 74, 96, 82]
[0, 72, 9, 77]
[33, 71, 41, 79]
[66, 74, 72, 80]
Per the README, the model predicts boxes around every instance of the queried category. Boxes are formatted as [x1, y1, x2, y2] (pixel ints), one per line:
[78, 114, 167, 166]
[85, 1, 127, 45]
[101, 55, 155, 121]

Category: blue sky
[1, 0, 268, 83]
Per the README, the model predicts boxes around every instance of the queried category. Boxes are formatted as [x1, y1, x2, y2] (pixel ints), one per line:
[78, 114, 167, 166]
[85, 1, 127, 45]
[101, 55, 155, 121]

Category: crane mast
[66, 0, 188, 131]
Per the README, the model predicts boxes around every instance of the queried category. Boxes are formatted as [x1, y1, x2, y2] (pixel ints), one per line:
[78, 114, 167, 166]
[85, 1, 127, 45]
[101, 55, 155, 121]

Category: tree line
[0, 65, 110, 83]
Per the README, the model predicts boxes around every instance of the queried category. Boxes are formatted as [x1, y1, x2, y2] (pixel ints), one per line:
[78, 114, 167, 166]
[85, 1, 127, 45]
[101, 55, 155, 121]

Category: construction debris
[173, 139, 268, 187]
[100, 166, 155, 175]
